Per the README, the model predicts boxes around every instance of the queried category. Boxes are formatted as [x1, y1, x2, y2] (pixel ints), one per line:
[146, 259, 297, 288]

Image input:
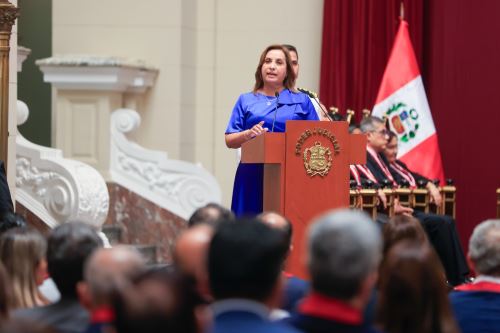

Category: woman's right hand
[245, 121, 268, 140]
[225, 121, 269, 148]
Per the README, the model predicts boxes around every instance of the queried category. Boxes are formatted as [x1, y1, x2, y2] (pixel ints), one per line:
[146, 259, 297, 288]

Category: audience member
[14, 222, 103, 333]
[449, 219, 500, 333]
[113, 268, 202, 333]
[377, 241, 459, 333]
[258, 211, 309, 312]
[0, 160, 13, 216]
[0, 262, 12, 322]
[0, 212, 26, 235]
[174, 224, 214, 302]
[0, 228, 49, 309]
[208, 219, 300, 333]
[382, 215, 428, 257]
[286, 209, 381, 333]
[0, 318, 56, 333]
[78, 246, 146, 333]
[188, 203, 234, 228]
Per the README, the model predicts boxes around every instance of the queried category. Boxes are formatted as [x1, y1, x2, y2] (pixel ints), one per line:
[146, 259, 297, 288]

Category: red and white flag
[372, 20, 445, 184]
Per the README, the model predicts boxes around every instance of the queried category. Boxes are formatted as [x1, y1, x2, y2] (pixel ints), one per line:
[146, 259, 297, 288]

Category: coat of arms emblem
[385, 102, 420, 143]
[303, 141, 332, 177]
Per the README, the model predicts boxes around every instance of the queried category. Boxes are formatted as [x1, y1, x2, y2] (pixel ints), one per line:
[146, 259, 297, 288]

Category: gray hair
[360, 116, 384, 133]
[469, 219, 500, 276]
[308, 209, 382, 300]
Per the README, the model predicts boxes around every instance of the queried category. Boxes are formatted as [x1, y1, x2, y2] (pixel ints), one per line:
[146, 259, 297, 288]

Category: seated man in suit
[207, 219, 301, 333]
[449, 219, 500, 333]
[258, 211, 309, 313]
[357, 116, 468, 285]
[286, 209, 381, 333]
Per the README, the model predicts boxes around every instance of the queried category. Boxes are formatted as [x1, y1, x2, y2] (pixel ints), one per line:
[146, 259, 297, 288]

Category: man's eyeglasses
[371, 129, 389, 136]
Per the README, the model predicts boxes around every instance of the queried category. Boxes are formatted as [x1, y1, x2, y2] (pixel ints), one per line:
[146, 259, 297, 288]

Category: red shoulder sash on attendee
[299, 292, 362, 325]
[454, 281, 500, 293]
[355, 164, 378, 184]
[390, 162, 416, 188]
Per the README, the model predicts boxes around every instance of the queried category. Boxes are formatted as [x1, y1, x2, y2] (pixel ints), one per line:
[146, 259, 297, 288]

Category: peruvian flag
[372, 20, 445, 184]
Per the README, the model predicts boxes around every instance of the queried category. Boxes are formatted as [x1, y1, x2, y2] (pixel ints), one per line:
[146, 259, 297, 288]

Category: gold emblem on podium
[303, 141, 332, 177]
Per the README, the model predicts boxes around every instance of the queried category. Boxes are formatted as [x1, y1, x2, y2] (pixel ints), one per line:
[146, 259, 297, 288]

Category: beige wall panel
[53, 0, 180, 27]
[55, 92, 121, 178]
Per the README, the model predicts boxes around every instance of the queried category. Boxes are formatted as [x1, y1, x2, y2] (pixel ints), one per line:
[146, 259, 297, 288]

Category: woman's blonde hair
[0, 228, 48, 309]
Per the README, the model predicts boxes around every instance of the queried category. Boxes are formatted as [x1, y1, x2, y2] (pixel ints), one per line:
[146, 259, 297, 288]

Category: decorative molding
[16, 100, 110, 230]
[110, 108, 221, 220]
[0, 1, 19, 32]
[17, 46, 31, 72]
[36, 55, 158, 92]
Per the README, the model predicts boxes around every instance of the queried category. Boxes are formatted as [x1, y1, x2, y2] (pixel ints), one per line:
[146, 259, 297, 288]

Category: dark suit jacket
[390, 160, 429, 185]
[365, 151, 392, 185]
[13, 297, 89, 333]
[0, 161, 13, 214]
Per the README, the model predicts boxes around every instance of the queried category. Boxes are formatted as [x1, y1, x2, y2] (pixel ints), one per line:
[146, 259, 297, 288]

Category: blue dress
[225, 89, 319, 217]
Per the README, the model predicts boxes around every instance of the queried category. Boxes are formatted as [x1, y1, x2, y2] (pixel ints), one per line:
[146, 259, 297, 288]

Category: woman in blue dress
[225, 44, 319, 217]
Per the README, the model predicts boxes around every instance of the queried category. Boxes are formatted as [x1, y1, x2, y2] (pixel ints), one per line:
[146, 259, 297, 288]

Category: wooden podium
[241, 120, 366, 278]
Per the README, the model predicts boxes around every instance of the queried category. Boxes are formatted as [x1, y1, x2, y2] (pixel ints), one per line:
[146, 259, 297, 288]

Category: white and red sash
[349, 165, 361, 187]
[367, 147, 396, 186]
[355, 164, 378, 184]
[390, 162, 417, 188]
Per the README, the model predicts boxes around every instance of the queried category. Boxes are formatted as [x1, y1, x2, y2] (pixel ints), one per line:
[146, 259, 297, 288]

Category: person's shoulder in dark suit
[0, 161, 13, 215]
[13, 298, 89, 333]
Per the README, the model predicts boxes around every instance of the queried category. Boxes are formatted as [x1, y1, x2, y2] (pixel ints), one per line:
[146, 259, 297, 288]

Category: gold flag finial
[346, 109, 355, 124]
[362, 109, 371, 119]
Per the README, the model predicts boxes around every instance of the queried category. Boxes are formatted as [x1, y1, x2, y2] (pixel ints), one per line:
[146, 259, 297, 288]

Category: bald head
[84, 246, 145, 306]
[258, 212, 293, 250]
[175, 224, 214, 279]
[174, 224, 214, 301]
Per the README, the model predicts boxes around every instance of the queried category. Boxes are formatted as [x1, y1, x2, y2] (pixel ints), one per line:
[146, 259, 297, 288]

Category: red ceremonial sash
[367, 147, 396, 186]
[299, 292, 362, 325]
[350, 165, 361, 187]
[390, 162, 416, 188]
[355, 164, 378, 184]
[454, 281, 500, 293]
[90, 306, 115, 324]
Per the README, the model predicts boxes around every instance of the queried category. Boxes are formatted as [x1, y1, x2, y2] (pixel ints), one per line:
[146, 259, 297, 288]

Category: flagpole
[400, 2, 405, 20]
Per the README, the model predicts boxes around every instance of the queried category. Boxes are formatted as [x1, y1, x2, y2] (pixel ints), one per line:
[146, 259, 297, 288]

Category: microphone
[297, 88, 332, 121]
[271, 91, 280, 132]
